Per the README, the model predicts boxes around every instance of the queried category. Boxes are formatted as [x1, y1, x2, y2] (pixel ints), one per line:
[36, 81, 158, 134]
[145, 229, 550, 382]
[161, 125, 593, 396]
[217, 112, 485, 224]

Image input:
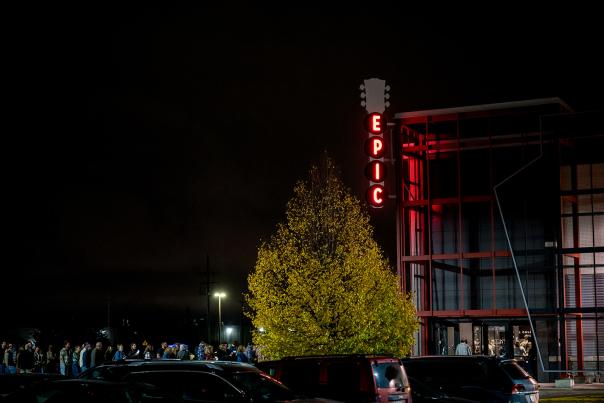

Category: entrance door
[434, 321, 459, 355]
[472, 324, 483, 355]
[470, 322, 531, 359]
[486, 325, 507, 357]
[512, 324, 533, 359]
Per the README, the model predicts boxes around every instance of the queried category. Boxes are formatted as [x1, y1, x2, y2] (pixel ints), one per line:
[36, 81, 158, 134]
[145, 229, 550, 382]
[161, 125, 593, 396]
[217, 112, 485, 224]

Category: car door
[126, 371, 246, 402]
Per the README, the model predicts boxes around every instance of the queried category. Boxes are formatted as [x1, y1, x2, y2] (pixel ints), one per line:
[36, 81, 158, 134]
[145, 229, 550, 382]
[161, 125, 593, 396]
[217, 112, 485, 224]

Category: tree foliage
[246, 156, 418, 360]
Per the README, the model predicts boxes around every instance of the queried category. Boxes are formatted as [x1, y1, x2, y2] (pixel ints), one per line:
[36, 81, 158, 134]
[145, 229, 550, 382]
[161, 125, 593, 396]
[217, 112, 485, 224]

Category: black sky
[5, 8, 604, 331]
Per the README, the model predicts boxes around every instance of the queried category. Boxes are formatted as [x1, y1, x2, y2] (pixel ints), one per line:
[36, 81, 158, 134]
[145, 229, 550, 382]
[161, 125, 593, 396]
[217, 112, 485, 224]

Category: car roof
[98, 359, 259, 373]
[53, 379, 130, 386]
[403, 355, 498, 361]
[260, 354, 399, 364]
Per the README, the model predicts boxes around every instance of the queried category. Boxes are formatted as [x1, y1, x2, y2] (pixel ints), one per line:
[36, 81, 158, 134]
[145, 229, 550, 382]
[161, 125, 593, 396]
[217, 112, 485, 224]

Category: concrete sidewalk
[539, 382, 604, 402]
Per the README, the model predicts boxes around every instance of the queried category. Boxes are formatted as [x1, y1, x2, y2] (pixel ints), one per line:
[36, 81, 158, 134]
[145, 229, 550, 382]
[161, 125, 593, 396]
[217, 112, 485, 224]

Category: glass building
[393, 98, 603, 381]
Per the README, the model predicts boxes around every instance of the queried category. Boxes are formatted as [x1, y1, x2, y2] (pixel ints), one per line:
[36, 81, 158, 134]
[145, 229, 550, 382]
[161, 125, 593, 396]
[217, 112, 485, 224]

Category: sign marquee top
[360, 78, 390, 114]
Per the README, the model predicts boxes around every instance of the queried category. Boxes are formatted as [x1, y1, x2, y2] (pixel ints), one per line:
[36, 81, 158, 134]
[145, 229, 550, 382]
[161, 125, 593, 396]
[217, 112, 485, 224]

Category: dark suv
[401, 356, 539, 403]
[79, 359, 253, 382]
[257, 355, 412, 403]
[79, 359, 300, 402]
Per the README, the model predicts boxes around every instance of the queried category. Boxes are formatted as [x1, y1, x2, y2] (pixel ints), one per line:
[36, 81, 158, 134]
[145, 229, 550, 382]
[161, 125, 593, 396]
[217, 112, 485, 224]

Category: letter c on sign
[367, 185, 385, 208]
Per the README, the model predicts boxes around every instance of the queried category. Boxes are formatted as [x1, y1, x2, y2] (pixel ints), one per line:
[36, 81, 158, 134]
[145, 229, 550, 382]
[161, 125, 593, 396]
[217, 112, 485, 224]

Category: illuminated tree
[246, 156, 418, 360]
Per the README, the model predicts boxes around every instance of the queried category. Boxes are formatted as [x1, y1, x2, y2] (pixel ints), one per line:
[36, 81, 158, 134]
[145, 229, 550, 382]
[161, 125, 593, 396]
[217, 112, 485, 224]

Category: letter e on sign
[364, 112, 386, 135]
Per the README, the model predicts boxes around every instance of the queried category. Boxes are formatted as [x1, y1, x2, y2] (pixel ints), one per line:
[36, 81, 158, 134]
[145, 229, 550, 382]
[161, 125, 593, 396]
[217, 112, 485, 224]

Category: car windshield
[372, 362, 409, 389]
[501, 361, 531, 379]
[81, 365, 132, 381]
[230, 371, 296, 401]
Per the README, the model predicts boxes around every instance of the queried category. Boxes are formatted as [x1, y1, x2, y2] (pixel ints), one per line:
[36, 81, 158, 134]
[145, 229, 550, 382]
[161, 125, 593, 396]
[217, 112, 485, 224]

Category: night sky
[5, 8, 603, 334]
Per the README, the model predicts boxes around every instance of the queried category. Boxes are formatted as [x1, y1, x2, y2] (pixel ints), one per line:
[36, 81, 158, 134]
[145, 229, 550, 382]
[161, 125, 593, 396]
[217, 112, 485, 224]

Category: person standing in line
[143, 344, 154, 360]
[216, 343, 229, 360]
[204, 345, 215, 360]
[4, 344, 16, 374]
[0, 341, 6, 374]
[80, 343, 91, 373]
[17, 343, 35, 373]
[245, 344, 255, 364]
[156, 342, 167, 359]
[163, 346, 175, 359]
[104, 345, 113, 362]
[45, 344, 57, 373]
[71, 345, 81, 377]
[90, 342, 104, 368]
[176, 344, 189, 360]
[127, 342, 140, 359]
[196, 341, 206, 360]
[112, 344, 125, 361]
[33, 345, 46, 373]
[455, 338, 472, 355]
[59, 341, 72, 377]
[236, 345, 248, 363]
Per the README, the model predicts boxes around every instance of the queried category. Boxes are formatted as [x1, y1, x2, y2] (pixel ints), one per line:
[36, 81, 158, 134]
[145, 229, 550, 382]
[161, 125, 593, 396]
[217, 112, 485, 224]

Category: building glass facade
[394, 99, 603, 381]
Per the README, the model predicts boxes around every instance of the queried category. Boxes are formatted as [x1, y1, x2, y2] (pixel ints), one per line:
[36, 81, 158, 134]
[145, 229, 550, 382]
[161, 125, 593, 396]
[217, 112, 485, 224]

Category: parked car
[0, 373, 66, 398]
[401, 356, 539, 403]
[257, 354, 412, 403]
[122, 369, 299, 402]
[2, 378, 169, 403]
[79, 359, 256, 382]
[79, 359, 318, 402]
[405, 376, 480, 403]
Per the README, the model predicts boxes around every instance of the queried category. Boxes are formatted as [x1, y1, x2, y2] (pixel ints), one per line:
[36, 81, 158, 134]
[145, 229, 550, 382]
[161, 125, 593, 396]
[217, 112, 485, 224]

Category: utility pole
[107, 295, 111, 332]
[199, 254, 215, 343]
[206, 255, 211, 343]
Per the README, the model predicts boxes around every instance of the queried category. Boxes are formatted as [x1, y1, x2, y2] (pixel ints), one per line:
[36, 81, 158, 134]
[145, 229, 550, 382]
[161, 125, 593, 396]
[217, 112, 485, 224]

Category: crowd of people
[0, 339, 257, 376]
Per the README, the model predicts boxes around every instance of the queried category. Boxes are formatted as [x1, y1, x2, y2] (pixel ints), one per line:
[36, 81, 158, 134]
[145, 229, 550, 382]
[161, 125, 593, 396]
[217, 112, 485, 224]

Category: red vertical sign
[364, 113, 387, 207]
[360, 78, 390, 208]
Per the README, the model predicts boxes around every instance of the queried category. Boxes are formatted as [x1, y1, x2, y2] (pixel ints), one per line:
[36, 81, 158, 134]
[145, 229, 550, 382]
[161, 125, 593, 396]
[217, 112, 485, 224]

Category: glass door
[434, 321, 459, 355]
[487, 325, 507, 357]
[472, 325, 483, 355]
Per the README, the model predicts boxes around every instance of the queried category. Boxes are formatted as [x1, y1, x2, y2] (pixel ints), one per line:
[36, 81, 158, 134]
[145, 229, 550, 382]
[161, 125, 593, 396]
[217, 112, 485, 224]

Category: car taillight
[511, 383, 525, 393]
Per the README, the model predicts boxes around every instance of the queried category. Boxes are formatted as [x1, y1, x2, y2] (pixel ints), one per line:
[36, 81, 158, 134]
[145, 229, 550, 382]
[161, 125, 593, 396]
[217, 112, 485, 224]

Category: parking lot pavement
[539, 382, 604, 402]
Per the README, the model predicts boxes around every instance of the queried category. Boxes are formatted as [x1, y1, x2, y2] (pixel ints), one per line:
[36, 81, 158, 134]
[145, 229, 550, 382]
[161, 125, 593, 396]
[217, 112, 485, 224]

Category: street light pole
[213, 292, 226, 343]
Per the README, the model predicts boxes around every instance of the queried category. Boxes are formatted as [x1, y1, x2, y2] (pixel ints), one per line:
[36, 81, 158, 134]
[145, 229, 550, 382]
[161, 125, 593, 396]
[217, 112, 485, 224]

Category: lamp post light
[213, 292, 226, 343]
